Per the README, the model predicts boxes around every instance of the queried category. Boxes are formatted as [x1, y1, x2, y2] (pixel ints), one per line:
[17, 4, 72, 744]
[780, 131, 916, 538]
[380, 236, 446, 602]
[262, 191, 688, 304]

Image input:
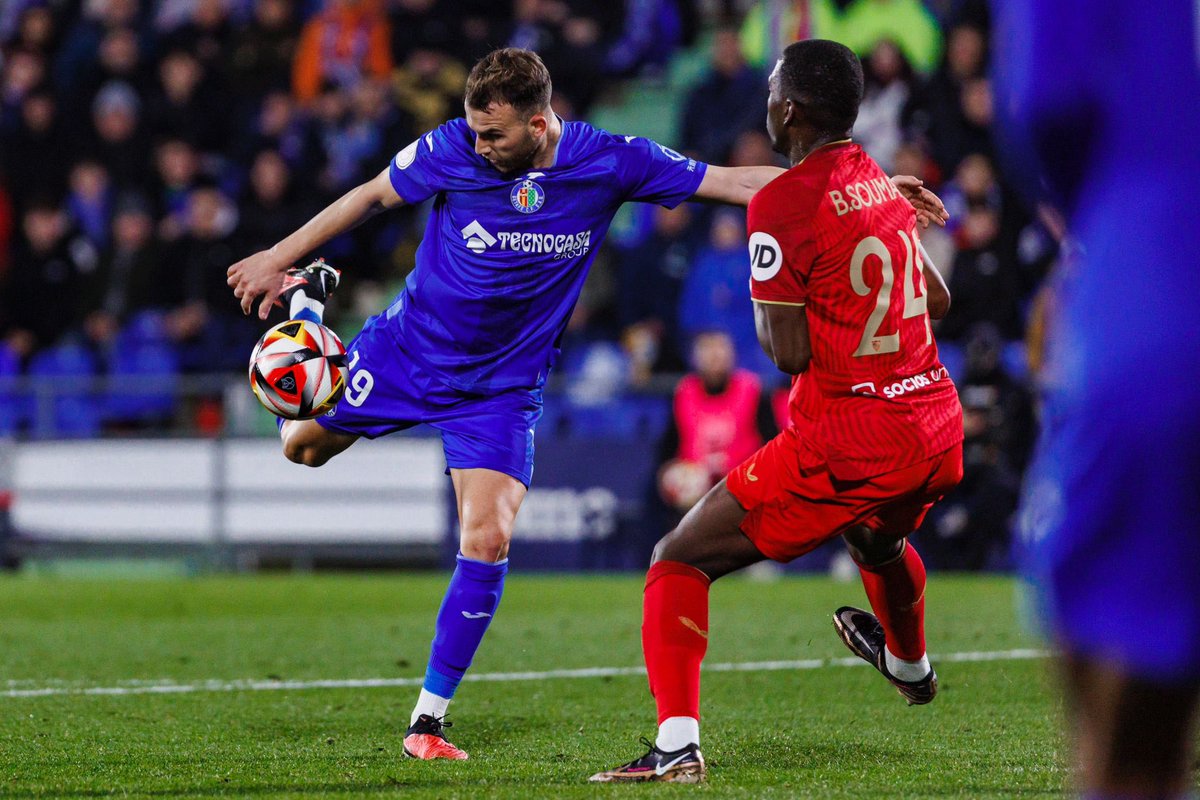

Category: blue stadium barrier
[27, 343, 101, 438]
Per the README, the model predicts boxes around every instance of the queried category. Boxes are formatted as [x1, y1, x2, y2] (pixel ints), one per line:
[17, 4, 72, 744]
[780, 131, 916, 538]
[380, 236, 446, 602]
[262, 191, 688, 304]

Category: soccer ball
[248, 320, 348, 420]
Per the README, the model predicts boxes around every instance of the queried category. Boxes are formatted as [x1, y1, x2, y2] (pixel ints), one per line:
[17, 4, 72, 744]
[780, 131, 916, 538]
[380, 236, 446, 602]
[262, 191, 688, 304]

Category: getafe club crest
[511, 179, 545, 214]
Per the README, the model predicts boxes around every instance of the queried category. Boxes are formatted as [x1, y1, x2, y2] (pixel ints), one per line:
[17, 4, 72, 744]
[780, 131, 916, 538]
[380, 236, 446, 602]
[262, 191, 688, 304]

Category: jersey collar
[795, 138, 855, 167]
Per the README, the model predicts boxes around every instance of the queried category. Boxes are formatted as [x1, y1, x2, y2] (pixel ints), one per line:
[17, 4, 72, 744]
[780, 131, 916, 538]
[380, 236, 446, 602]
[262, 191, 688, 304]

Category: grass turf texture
[0, 574, 1065, 798]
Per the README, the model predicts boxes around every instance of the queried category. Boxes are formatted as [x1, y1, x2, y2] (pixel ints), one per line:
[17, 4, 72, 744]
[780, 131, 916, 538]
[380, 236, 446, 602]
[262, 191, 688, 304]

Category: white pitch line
[0, 648, 1050, 700]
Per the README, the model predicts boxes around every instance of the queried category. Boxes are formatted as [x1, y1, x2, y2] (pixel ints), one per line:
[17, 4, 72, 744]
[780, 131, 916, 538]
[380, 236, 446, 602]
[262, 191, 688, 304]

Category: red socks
[856, 541, 927, 661]
[642, 560, 711, 724]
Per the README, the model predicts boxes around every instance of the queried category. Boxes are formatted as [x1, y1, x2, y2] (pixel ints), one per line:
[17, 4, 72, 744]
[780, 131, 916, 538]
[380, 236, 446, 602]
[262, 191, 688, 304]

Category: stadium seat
[27, 343, 102, 438]
[103, 313, 181, 425]
[1002, 340, 1030, 384]
[0, 345, 27, 436]
[938, 340, 966, 383]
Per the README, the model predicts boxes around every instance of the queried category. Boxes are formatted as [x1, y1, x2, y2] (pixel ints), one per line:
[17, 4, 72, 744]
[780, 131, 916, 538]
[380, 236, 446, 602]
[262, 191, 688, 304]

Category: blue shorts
[316, 312, 542, 487]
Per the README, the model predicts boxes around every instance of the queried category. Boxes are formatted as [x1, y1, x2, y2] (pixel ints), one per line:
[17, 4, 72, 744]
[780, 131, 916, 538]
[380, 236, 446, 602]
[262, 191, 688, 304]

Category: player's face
[465, 102, 545, 174]
[765, 62, 789, 156]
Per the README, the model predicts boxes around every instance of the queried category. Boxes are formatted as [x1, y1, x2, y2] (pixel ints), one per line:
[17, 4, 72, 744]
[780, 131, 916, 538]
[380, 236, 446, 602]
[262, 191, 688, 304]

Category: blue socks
[293, 307, 321, 324]
[422, 553, 508, 701]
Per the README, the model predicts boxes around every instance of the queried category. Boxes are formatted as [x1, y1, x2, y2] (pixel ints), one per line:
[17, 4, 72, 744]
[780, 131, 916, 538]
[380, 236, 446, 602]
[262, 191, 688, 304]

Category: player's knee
[843, 527, 903, 567]
[460, 526, 511, 563]
[282, 438, 330, 468]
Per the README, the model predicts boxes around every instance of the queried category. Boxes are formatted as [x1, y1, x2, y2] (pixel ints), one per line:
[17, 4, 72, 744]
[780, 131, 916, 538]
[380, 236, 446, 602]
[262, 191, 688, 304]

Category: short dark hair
[778, 39, 864, 134]
[465, 48, 552, 118]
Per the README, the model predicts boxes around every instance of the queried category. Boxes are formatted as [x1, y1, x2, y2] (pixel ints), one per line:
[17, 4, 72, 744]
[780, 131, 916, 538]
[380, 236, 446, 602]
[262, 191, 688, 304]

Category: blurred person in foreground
[226, 47, 947, 762]
[592, 40, 959, 783]
[992, 1, 1200, 798]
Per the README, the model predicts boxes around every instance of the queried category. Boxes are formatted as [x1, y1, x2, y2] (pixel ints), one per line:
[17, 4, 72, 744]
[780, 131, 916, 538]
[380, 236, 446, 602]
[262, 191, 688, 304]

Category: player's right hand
[227, 250, 288, 320]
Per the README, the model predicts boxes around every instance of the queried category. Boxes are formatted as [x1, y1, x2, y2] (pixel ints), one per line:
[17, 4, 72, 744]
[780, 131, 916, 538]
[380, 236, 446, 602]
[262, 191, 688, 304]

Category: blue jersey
[385, 118, 707, 393]
[995, 0, 1200, 678]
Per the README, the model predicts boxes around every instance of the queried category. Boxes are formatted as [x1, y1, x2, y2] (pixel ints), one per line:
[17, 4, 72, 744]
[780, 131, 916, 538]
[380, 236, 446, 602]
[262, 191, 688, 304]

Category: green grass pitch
[0, 573, 1066, 798]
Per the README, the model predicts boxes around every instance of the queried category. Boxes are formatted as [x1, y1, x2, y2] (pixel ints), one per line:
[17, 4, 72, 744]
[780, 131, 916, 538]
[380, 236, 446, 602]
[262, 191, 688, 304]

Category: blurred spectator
[508, 0, 609, 113]
[391, 47, 467, 135]
[85, 80, 153, 192]
[292, 0, 392, 107]
[158, 0, 236, 68]
[153, 137, 203, 242]
[854, 40, 914, 173]
[0, 180, 12, 277]
[227, 0, 301, 103]
[242, 89, 322, 181]
[65, 160, 115, 251]
[148, 49, 228, 155]
[678, 209, 776, 378]
[917, 324, 1027, 569]
[0, 89, 69, 209]
[88, 26, 153, 100]
[908, 21, 986, 173]
[388, 0, 456, 63]
[236, 149, 310, 254]
[727, 129, 778, 168]
[2, 199, 100, 359]
[53, 0, 145, 101]
[169, 183, 258, 371]
[678, 26, 766, 165]
[1, 48, 47, 119]
[939, 152, 1029, 281]
[79, 193, 170, 349]
[5, 4, 60, 56]
[938, 205, 1023, 341]
[616, 204, 698, 377]
[656, 330, 775, 514]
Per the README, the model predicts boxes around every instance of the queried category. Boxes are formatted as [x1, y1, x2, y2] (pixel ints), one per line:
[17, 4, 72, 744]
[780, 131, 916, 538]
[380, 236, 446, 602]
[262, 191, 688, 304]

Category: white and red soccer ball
[248, 320, 348, 420]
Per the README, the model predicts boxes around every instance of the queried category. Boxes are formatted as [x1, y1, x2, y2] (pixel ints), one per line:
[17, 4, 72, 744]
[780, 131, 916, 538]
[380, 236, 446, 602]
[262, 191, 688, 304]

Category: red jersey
[747, 141, 962, 480]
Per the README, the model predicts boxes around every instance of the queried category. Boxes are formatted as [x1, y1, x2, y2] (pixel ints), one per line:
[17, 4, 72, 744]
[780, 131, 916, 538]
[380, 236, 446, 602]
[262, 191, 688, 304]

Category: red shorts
[726, 426, 963, 562]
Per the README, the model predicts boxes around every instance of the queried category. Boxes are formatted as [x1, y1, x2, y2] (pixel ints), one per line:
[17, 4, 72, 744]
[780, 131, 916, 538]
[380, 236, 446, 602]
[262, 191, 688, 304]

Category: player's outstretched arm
[694, 165, 786, 206]
[227, 167, 405, 319]
[695, 167, 948, 227]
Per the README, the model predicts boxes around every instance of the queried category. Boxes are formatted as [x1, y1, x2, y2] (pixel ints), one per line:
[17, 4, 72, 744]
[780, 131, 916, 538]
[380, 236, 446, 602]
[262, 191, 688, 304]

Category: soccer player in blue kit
[227, 47, 946, 760]
[991, 2, 1200, 797]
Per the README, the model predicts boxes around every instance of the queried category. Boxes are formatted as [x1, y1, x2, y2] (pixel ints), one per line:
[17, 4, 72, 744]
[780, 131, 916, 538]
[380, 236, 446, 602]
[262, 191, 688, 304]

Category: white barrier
[7, 438, 447, 546]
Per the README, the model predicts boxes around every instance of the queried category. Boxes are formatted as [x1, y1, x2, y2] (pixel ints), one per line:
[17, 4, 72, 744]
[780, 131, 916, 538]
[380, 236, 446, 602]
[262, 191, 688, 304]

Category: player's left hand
[891, 175, 949, 228]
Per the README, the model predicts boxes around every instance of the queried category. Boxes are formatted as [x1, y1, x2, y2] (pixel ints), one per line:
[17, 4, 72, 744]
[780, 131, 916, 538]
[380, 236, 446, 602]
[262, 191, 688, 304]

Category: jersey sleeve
[387, 121, 464, 204]
[613, 135, 708, 208]
[746, 187, 815, 306]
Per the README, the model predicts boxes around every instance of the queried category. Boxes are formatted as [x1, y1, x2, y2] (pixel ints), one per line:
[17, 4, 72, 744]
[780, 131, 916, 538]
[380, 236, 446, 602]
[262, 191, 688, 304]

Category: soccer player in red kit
[590, 39, 962, 784]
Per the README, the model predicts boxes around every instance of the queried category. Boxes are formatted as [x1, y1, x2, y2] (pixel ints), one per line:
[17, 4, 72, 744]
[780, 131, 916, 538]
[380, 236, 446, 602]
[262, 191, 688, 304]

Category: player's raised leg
[403, 467, 524, 761]
[589, 479, 765, 783]
[835, 528, 937, 705]
[271, 258, 358, 466]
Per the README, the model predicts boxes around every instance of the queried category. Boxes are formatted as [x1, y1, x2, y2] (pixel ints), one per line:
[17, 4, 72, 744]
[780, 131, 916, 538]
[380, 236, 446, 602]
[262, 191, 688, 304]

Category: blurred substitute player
[991, 2, 1200, 797]
[227, 47, 946, 761]
[591, 40, 962, 783]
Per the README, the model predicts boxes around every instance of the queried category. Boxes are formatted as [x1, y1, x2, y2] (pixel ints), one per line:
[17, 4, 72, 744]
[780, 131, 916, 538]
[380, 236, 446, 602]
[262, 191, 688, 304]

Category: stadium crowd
[0, 0, 1055, 568]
